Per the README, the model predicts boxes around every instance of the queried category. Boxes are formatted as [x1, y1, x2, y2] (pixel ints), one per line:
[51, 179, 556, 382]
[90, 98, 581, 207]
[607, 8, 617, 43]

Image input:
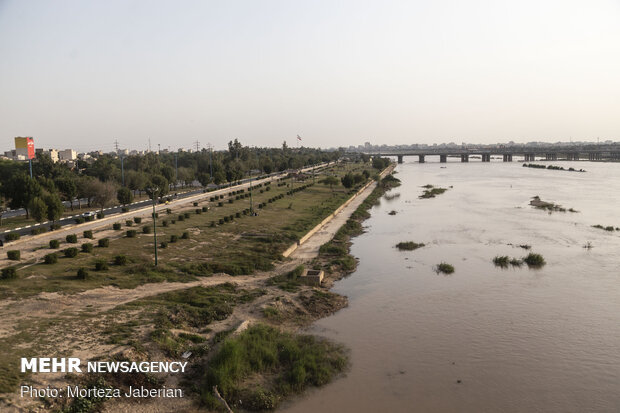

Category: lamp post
[248, 172, 254, 214]
[146, 185, 160, 266]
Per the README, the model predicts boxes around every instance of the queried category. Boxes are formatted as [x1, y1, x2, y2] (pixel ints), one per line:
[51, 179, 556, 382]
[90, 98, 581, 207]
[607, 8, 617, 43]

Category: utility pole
[158, 143, 161, 154]
[206, 143, 213, 181]
[174, 151, 178, 187]
[121, 156, 125, 186]
[114, 139, 119, 153]
[194, 140, 200, 152]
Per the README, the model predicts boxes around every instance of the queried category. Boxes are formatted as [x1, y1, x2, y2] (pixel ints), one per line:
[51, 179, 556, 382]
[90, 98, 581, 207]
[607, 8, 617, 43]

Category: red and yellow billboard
[15, 137, 35, 159]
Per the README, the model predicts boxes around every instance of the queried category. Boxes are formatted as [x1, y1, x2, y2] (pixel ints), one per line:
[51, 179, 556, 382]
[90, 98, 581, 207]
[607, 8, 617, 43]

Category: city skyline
[1, 1, 619, 151]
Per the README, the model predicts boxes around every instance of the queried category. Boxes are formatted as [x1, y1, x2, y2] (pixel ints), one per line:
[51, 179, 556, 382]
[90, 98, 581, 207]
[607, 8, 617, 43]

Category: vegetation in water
[435, 263, 454, 274]
[420, 185, 448, 199]
[396, 241, 425, 251]
[523, 253, 545, 268]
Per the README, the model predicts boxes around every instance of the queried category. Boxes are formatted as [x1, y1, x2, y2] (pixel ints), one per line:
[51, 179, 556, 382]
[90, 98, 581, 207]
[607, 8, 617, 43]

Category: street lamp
[146, 185, 160, 266]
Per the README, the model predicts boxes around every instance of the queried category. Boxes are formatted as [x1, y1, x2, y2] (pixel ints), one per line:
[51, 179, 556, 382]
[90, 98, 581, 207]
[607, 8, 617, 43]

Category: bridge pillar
[440, 154, 447, 163]
[461, 154, 469, 162]
[481, 154, 490, 162]
[418, 155, 425, 163]
[397, 155, 403, 164]
[503, 154, 512, 162]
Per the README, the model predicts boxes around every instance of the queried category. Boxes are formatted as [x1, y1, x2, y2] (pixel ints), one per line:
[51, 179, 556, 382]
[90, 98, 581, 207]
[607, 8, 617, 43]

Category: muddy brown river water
[282, 159, 620, 413]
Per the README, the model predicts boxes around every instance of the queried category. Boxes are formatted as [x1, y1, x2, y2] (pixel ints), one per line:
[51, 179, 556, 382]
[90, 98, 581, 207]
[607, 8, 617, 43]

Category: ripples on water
[282, 159, 620, 413]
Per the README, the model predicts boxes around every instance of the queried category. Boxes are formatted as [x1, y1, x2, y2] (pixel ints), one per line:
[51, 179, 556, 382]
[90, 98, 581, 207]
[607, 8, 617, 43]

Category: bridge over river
[357, 144, 620, 163]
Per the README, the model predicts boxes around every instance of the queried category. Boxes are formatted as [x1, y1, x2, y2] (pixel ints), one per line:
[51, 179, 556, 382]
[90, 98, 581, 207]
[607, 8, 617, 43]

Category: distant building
[58, 149, 77, 161]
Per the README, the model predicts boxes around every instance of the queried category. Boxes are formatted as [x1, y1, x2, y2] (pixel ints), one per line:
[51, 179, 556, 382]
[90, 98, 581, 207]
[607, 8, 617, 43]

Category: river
[282, 158, 620, 413]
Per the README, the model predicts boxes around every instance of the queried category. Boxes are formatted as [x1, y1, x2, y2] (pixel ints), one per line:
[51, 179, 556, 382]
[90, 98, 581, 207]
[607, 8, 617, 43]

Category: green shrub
[95, 260, 109, 271]
[171, 219, 176, 224]
[126, 230, 137, 238]
[31, 227, 48, 235]
[235, 212, 241, 218]
[49, 239, 60, 249]
[121, 206, 129, 213]
[178, 215, 185, 221]
[228, 199, 233, 204]
[44, 253, 58, 264]
[74, 217, 85, 224]
[134, 217, 142, 224]
[66, 234, 78, 243]
[96, 212, 104, 219]
[162, 220, 169, 227]
[7, 250, 21, 260]
[142, 225, 152, 234]
[202, 206, 208, 212]
[64, 247, 79, 258]
[114, 255, 128, 266]
[218, 202, 223, 207]
[76, 267, 88, 279]
[166, 208, 172, 214]
[98, 238, 110, 248]
[50, 223, 61, 230]
[160, 241, 168, 248]
[81, 243, 93, 253]
[1, 267, 17, 279]
[181, 231, 189, 239]
[83, 230, 93, 239]
[195, 209, 202, 214]
[113, 223, 122, 230]
[184, 212, 190, 219]
[5, 233, 20, 241]
[224, 216, 230, 223]
[210, 221, 216, 227]
[193, 202, 198, 207]
[218, 219, 224, 225]
[523, 253, 546, 268]
[125, 220, 133, 227]
[152, 212, 159, 218]
[170, 235, 178, 243]
[436, 262, 454, 274]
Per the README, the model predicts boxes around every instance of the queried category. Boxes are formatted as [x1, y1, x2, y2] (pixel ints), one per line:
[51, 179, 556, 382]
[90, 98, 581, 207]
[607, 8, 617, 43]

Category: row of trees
[0, 142, 342, 223]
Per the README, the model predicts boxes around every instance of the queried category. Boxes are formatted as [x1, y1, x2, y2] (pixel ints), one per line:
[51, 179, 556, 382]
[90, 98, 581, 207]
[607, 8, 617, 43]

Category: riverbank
[0, 162, 398, 412]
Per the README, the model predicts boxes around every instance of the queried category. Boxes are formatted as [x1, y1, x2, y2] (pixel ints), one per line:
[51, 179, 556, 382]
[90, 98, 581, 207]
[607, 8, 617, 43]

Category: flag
[297, 135, 302, 141]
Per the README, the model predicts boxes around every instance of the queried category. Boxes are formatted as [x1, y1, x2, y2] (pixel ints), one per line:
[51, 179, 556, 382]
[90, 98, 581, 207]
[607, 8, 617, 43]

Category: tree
[56, 177, 78, 210]
[77, 176, 100, 208]
[341, 173, 354, 189]
[43, 192, 64, 224]
[2, 173, 41, 218]
[228, 139, 243, 159]
[177, 167, 195, 187]
[29, 197, 47, 223]
[322, 176, 339, 192]
[126, 170, 148, 197]
[117, 187, 133, 205]
[144, 175, 169, 200]
[196, 172, 211, 187]
[92, 181, 117, 213]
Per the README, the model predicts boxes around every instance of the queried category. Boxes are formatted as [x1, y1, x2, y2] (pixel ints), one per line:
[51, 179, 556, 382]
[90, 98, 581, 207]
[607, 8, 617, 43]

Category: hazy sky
[1, 0, 619, 152]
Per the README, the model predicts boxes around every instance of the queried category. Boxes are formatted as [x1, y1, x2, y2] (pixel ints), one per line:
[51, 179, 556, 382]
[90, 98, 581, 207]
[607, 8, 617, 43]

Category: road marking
[24, 225, 31, 228]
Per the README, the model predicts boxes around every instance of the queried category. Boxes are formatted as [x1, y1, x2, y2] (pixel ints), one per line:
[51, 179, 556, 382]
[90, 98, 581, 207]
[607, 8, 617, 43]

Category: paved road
[1, 163, 330, 243]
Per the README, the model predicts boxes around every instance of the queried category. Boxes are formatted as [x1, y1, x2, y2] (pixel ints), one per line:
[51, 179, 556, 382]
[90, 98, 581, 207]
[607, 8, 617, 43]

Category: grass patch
[199, 323, 348, 411]
[267, 265, 305, 292]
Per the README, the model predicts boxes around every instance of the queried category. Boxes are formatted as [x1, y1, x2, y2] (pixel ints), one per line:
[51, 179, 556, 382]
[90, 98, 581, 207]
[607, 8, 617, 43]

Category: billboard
[15, 137, 35, 159]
